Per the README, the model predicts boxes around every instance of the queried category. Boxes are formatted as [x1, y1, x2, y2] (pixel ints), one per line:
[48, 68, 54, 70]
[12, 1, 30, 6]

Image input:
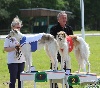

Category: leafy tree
[0, 0, 100, 31]
[85, 0, 100, 30]
[66, 0, 81, 30]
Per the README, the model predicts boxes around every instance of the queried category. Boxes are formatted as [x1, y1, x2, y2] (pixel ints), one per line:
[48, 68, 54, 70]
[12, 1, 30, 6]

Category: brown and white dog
[56, 31, 90, 73]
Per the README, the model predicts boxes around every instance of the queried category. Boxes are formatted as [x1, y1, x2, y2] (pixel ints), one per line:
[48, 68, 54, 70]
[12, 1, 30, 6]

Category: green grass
[0, 35, 100, 88]
[73, 30, 100, 34]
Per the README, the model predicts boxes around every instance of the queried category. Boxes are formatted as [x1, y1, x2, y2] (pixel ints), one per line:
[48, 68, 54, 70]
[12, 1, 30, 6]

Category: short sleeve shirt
[4, 37, 25, 64]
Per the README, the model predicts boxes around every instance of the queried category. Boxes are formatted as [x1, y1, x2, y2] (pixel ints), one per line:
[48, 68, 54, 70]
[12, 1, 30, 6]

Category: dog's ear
[63, 32, 67, 38]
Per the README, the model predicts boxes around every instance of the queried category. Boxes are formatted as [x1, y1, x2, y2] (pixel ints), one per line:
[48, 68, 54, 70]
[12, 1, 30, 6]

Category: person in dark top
[50, 23, 73, 38]
[50, 11, 73, 88]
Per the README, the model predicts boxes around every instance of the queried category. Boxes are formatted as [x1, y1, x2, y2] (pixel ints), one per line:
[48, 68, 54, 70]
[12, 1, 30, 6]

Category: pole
[80, 0, 85, 39]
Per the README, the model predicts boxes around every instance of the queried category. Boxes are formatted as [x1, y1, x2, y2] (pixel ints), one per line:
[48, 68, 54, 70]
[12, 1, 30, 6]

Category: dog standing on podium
[7, 29, 59, 72]
[56, 31, 90, 73]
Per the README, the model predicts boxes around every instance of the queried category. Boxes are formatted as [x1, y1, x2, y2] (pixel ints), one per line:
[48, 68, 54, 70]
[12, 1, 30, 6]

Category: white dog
[56, 31, 71, 70]
[56, 31, 90, 73]
[8, 29, 58, 72]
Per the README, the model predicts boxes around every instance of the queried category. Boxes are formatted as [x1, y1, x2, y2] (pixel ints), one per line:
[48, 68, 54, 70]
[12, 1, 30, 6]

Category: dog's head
[7, 29, 23, 42]
[56, 31, 67, 42]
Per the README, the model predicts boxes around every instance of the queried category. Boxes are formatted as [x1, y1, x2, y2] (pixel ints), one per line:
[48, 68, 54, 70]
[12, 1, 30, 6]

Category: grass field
[73, 30, 100, 34]
[0, 33, 100, 88]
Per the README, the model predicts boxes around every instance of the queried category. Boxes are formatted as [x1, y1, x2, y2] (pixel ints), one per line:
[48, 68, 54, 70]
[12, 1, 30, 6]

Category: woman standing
[4, 16, 25, 88]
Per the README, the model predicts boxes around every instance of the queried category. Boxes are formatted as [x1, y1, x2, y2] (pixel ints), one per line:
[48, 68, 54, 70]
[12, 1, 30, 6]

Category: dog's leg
[59, 52, 71, 70]
[78, 64, 81, 73]
[29, 53, 32, 66]
[74, 54, 84, 72]
[65, 55, 71, 69]
[74, 49, 86, 73]
[53, 54, 58, 71]
[83, 65, 86, 72]
[58, 50, 62, 70]
[21, 44, 32, 72]
[24, 53, 32, 72]
[46, 51, 56, 70]
[80, 61, 86, 73]
[48, 50, 58, 71]
[27, 52, 32, 72]
[61, 56, 64, 70]
[77, 63, 85, 73]
[85, 59, 90, 73]
[45, 45, 53, 70]
[45, 43, 58, 71]
[88, 62, 90, 73]
[25, 56, 29, 72]
[81, 53, 90, 73]
[59, 51, 64, 70]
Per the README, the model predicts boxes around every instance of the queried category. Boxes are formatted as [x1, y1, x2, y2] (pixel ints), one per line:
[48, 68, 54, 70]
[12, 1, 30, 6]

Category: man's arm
[50, 26, 56, 38]
[69, 26, 73, 35]
[66, 25, 73, 35]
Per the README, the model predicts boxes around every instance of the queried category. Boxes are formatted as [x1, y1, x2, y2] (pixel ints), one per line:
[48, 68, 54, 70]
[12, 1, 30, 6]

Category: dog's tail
[76, 36, 90, 58]
[76, 36, 85, 44]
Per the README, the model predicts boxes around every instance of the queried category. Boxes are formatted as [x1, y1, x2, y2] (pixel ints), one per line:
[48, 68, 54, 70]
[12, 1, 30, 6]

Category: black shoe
[65, 85, 73, 88]
[52, 83, 58, 88]
[69, 85, 73, 88]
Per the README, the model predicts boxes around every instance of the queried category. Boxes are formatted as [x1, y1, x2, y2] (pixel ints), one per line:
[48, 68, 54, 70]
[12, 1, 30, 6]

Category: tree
[84, 0, 100, 30]
[0, 0, 100, 31]
[66, 0, 81, 30]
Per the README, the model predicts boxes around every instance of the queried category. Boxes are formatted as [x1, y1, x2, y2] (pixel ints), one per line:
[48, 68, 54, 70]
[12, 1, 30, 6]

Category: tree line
[0, 0, 100, 32]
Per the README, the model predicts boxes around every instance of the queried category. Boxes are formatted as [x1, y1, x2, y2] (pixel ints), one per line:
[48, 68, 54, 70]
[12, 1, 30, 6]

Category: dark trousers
[8, 62, 25, 88]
